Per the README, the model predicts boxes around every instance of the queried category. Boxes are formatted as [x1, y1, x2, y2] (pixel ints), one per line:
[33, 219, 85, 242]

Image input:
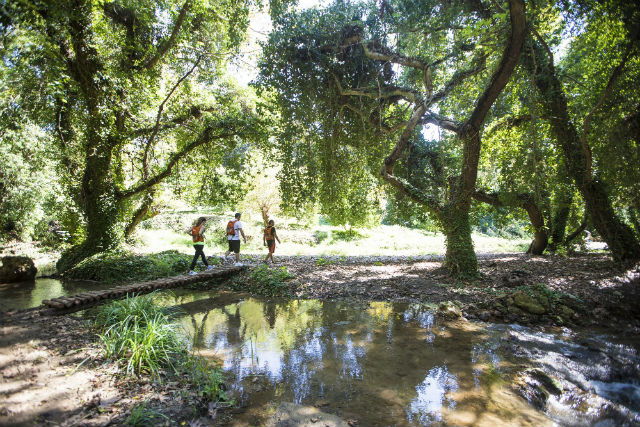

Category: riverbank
[1, 252, 639, 425]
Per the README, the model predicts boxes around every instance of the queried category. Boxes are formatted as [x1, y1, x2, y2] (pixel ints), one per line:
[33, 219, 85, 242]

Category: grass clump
[65, 250, 195, 283]
[94, 293, 230, 411]
[95, 294, 186, 377]
[232, 264, 295, 297]
[126, 401, 168, 426]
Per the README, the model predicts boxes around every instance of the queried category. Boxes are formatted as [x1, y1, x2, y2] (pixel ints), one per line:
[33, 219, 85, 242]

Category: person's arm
[275, 230, 281, 244]
[240, 226, 247, 243]
[263, 230, 267, 246]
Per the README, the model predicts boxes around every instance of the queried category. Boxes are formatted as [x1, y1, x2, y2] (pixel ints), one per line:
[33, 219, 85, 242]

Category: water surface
[0, 278, 115, 311]
[167, 291, 640, 427]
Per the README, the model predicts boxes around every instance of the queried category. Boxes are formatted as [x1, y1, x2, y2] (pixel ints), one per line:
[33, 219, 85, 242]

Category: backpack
[191, 225, 204, 243]
[264, 225, 274, 240]
[226, 220, 238, 236]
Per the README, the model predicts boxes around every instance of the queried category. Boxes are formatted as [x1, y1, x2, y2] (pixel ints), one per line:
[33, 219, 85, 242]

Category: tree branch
[130, 105, 217, 137]
[419, 112, 460, 133]
[143, 55, 202, 176]
[581, 43, 633, 179]
[468, 0, 526, 129]
[332, 73, 419, 103]
[119, 122, 245, 200]
[139, 0, 191, 70]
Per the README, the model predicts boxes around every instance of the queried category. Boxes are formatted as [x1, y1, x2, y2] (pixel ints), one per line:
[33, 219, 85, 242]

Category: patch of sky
[407, 365, 458, 425]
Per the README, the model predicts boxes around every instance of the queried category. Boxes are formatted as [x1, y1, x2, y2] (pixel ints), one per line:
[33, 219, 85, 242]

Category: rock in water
[0, 256, 37, 283]
[264, 402, 351, 427]
[437, 301, 463, 319]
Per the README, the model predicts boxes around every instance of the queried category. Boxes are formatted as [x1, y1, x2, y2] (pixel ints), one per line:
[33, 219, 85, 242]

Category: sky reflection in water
[175, 295, 555, 426]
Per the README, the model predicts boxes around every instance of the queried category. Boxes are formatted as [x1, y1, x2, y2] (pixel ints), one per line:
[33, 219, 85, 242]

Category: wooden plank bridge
[40, 265, 245, 313]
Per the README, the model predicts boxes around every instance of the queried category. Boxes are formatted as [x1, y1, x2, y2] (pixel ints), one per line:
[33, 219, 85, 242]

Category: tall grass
[94, 293, 229, 404]
[95, 294, 185, 377]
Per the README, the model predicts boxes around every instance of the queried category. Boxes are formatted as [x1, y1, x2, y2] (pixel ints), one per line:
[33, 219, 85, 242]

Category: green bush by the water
[231, 264, 295, 297]
[94, 293, 228, 403]
[65, 249, 204, 282]
[95, 294, 186, 377]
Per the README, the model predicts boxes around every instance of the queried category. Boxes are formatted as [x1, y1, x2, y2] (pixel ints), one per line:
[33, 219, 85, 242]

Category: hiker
[187, 217, 214, 275]
[224, 212, 247, 266]
[263, 219, 281, 264]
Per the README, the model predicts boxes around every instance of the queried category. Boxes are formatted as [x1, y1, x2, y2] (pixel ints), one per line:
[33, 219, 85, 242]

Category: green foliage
[94, 294, 229, 404]
[313, 231, 329, 244]
[331, 229, 366, 242]
[0, 125, 60, 241]
[126, 401, 168, 426]
[65, 250, 195, 283]
[233, 264, 295, 297]
[2, 0, 280, 269]
[184, 357, 229, 402]
[316, 257, 334, 266]
[516, 283, 583, 305]
[95, 294, 186, 377]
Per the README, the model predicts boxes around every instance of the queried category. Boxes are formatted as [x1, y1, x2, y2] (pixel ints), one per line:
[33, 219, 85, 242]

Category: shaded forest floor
[1, 252, 639, 426]
[278, 252, 640, 330]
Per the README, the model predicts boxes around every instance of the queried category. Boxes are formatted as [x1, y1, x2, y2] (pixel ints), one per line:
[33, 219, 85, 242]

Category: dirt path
[0, 311, 118, 426]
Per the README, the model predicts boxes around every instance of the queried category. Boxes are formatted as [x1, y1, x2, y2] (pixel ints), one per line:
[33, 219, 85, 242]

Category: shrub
[331, 229, 365, 241]
[233, 264, 294, 297]
[65, 250, 196, 282]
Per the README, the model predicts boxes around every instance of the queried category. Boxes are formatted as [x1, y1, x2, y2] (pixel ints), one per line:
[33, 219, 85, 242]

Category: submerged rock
[264, 402, 351, 427]
[437, 301, 463, 319]
[0, 256, 37, 283]
[514, 368, 562, 410]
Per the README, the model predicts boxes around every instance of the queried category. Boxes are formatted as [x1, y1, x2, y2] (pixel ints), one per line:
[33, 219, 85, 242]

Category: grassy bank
[92, 293, 230, 424]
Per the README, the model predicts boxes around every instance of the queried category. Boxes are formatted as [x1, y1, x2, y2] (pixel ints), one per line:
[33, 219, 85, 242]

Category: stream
[168, 290, 640, 427]
[2, 280, 639, 426]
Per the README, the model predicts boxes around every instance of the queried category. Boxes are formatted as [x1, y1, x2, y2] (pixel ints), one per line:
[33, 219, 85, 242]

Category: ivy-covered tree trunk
[57, 117, 121, 272]
[549, 193, 572, 251]
[527, 42, 640, 262]
[441, 205, 477, 277]
[473, 190, 548, 255]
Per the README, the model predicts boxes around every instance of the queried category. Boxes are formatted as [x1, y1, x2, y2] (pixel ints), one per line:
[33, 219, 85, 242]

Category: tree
[2, 0, 270, 271]
[523, 1, 640, 261]
[258, 0, 526, 276]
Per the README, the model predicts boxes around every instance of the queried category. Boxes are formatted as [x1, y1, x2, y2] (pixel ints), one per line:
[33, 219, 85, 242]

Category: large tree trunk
[549, 193, 572, 252]
[526, 42, 640, 262]
[57, 118, 121, 273]
[441, 205, 477, 277]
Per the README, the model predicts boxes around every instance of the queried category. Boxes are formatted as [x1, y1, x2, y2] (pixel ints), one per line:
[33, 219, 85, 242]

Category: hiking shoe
[188, 270, 197, 276]
[234, 262, 243, 267]
[207, 265, 215, 271]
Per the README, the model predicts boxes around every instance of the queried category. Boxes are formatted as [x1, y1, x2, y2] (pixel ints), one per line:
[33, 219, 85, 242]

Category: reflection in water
[176, 295, 560, 426]
[0, 278, 114, 311]
[408, 366, 458, 424]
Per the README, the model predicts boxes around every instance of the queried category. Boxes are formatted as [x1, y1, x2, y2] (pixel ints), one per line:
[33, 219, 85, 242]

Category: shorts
[266, 240, 275, 254]
[228, 239, 240, 254]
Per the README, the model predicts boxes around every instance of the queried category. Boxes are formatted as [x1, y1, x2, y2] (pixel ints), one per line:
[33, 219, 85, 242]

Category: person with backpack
[224, 212, 246, 266]
[263, 219, 281, 264]
[187, 217, 214, 275]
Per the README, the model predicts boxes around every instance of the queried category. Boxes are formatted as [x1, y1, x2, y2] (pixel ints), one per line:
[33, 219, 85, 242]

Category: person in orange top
[188, 217, 214, 275]
[263, 219, 281, 264]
